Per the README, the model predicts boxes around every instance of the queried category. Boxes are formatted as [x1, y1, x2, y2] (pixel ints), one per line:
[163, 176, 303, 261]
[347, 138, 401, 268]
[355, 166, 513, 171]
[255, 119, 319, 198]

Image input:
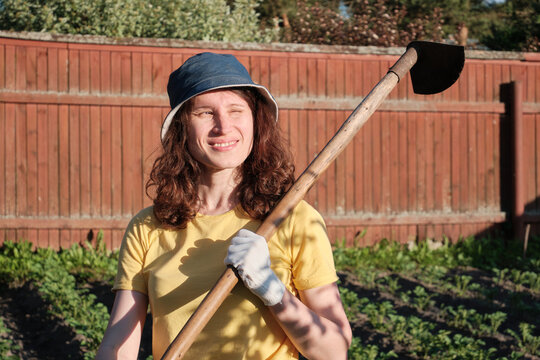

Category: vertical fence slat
[389, 112, 399, 211]
[0, 103, 4, 216]
[398, 112, 407, 211]
[37, 104, 48, 216]
[5, 46, 15, 89]
[16, 104, 27, 216]
[59, 105, 69, 216]
[0, 45, 4, 88]
[451, 113, 461, 211]
[407, 113, 417, 211]
[485, 114, 495, 209]
[90, 105, 101, 216]
[101, 106, 112, 217]
[37, 47, 47, 90]
[363, 115, 373, 212]
[16, 46, 26, 90]
[69, 106, 80, 216]
[372, 112, 382, 213]
[416, 115, 425, 212]
[68, 49, 79, 93]
[111, 107, 122, 215]
[132, 107, 143, 212]
[80, 106, 91, 215]
[27, 104, 38, 216]
[316, 109, 327, 213]
[79, 50, 90, 92]
[48, 105, 59, 217]
[381, 111, 391, 212]
[467, 113, 478, 212]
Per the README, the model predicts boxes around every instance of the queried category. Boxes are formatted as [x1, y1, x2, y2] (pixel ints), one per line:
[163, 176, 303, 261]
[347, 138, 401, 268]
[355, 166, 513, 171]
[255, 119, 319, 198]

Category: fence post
[511, 81, 524, 243]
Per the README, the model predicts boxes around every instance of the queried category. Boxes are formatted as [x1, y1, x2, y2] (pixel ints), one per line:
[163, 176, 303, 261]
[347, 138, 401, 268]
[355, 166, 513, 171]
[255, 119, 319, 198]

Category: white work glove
[224, 229, 285, 306]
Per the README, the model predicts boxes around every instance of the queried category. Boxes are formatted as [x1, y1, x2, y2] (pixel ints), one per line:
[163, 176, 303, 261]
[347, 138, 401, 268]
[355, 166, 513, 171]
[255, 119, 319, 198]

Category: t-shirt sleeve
[112, 209, 152, 294]
[289, 201, 339, 290]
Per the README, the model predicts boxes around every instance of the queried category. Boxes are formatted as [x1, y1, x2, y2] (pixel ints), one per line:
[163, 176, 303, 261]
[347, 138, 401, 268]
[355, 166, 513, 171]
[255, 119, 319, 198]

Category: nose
[212, 110, 233, 134]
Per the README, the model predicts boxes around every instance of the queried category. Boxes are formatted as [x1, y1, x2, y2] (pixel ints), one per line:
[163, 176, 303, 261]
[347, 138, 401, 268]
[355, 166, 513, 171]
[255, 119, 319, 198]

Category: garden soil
[0, 269, 538, 359]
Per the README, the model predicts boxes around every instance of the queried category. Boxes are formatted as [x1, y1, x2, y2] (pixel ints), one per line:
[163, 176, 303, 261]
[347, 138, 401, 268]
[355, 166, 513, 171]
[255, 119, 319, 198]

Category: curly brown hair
[146, 87, 295, 229]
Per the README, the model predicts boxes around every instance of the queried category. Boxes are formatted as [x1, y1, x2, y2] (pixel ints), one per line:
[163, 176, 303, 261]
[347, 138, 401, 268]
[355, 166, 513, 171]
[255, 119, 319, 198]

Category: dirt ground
[0, 269, 538, 359]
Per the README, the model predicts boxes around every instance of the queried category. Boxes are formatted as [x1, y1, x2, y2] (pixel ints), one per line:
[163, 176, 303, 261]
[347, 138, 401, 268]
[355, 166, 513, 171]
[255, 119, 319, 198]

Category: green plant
[412, 286, 436, 311]
[0, 318, 18, 360]
[506, 323, 540, 356]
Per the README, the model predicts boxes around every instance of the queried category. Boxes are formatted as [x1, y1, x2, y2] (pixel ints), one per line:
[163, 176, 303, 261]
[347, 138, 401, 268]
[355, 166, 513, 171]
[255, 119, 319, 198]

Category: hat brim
[160, 84, 278, 142]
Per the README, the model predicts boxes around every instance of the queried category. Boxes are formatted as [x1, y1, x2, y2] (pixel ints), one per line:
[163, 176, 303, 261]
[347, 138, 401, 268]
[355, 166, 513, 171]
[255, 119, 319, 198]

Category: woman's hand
[224, 229, 285, 306]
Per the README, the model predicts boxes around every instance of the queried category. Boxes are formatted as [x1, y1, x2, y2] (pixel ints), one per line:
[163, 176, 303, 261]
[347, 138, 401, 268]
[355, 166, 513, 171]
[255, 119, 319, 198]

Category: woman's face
[186, 89, 254, 173]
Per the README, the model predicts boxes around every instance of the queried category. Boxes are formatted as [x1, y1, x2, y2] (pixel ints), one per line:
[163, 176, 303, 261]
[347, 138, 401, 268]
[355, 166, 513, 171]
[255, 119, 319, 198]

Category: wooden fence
[1, 31, 539, 249]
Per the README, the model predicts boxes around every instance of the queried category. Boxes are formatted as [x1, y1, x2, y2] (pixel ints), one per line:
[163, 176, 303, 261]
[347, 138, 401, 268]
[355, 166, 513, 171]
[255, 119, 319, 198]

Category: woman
[97, 52, 352, 360]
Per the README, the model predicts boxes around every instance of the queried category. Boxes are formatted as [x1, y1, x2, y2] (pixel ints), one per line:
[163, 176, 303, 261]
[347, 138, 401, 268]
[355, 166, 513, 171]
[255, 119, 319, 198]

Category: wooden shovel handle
[161, 46, 418, 360]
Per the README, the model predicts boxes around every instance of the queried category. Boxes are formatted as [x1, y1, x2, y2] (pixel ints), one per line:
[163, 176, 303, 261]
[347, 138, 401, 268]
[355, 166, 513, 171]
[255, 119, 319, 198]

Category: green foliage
[283, 0, 443, 46]
[340, 235, 540, 359]
[506, 323, 540, 356]
[480, 0, 540, 51]
[0, 0, 277, 42]
[0, 318, 18, 360]
[0, 238, 118, 359]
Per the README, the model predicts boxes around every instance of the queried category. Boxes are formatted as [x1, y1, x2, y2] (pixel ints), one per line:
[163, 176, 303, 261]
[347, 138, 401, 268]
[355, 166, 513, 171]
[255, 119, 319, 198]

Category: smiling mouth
[211, 140, 237, 148]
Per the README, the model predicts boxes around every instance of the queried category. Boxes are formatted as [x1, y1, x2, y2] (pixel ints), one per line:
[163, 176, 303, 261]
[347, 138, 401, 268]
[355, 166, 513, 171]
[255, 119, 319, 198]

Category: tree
[283, 0, 443, 47]
[480, 0, 540, 51]
[0, 0, 277, 43]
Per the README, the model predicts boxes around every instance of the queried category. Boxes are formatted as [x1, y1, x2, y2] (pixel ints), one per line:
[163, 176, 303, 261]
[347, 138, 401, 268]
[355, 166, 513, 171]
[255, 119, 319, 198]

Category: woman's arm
[96, 290, 149, 360]
[225, 229, 352, 359]
[269, 283, 352, 360]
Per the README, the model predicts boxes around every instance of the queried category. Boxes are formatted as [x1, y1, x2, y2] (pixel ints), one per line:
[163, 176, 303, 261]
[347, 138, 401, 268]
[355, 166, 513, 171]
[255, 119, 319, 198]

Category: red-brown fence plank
[398, 112, 407, 211]
[36, 47, 47, 90]
[0, 45, 4, 88]
[80, 106, 91, 215]
[485, 114, 495, 209]
[37, 104, 48, 215]
[16, 46, 26, 90]
[132, 107, 143, 212]
[69, 105, 80, 216]
[26, 105, 38, 216]
[26, 47, 37, 90]
[110, 106, 122, 214]
[101, 106, 112, 217]
[5, 45, 15, 89]
[467, 113, 478, 212]
[90, 105, 101, 216]
[363, 116, 374, 212]
[407, 113, 417, 211]
[15, 104, 27, 215]
[68, 49, 79, 92]
[316, 109, 327, 213]
[0, 103, 4, 216]
[381, 111, 391, 212]
[48, 105, 59, 216]
[79, 50, 90, 92]
[441, 113, 452, 211]
[389, 112, 399, 211]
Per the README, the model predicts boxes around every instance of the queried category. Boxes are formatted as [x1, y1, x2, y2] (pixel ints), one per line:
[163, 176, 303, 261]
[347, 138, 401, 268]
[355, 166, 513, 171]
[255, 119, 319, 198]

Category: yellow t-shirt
[113, 200, 338, 360]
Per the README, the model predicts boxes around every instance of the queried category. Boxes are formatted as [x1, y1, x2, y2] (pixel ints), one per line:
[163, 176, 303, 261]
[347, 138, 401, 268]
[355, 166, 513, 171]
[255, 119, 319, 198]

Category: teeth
[212, 141, 236, 148]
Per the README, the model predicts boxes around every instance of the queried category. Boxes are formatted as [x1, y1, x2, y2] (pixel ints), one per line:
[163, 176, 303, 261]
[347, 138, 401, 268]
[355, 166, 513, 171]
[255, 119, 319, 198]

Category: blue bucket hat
[160, 52, 278, 141]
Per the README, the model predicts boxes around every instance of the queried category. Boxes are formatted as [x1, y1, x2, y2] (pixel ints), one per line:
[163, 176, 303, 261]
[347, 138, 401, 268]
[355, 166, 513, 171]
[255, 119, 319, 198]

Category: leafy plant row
[335, 236, 540, 359]
[0, 232, 117, 359]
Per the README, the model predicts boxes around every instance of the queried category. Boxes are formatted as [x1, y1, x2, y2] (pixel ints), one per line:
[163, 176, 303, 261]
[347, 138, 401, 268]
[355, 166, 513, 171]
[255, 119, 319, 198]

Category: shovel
[161, 41, 465, 360]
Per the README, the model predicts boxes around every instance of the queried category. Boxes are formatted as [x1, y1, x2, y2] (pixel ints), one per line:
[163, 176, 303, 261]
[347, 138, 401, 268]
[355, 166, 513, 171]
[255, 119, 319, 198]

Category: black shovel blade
[407, 41, 465, 95]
